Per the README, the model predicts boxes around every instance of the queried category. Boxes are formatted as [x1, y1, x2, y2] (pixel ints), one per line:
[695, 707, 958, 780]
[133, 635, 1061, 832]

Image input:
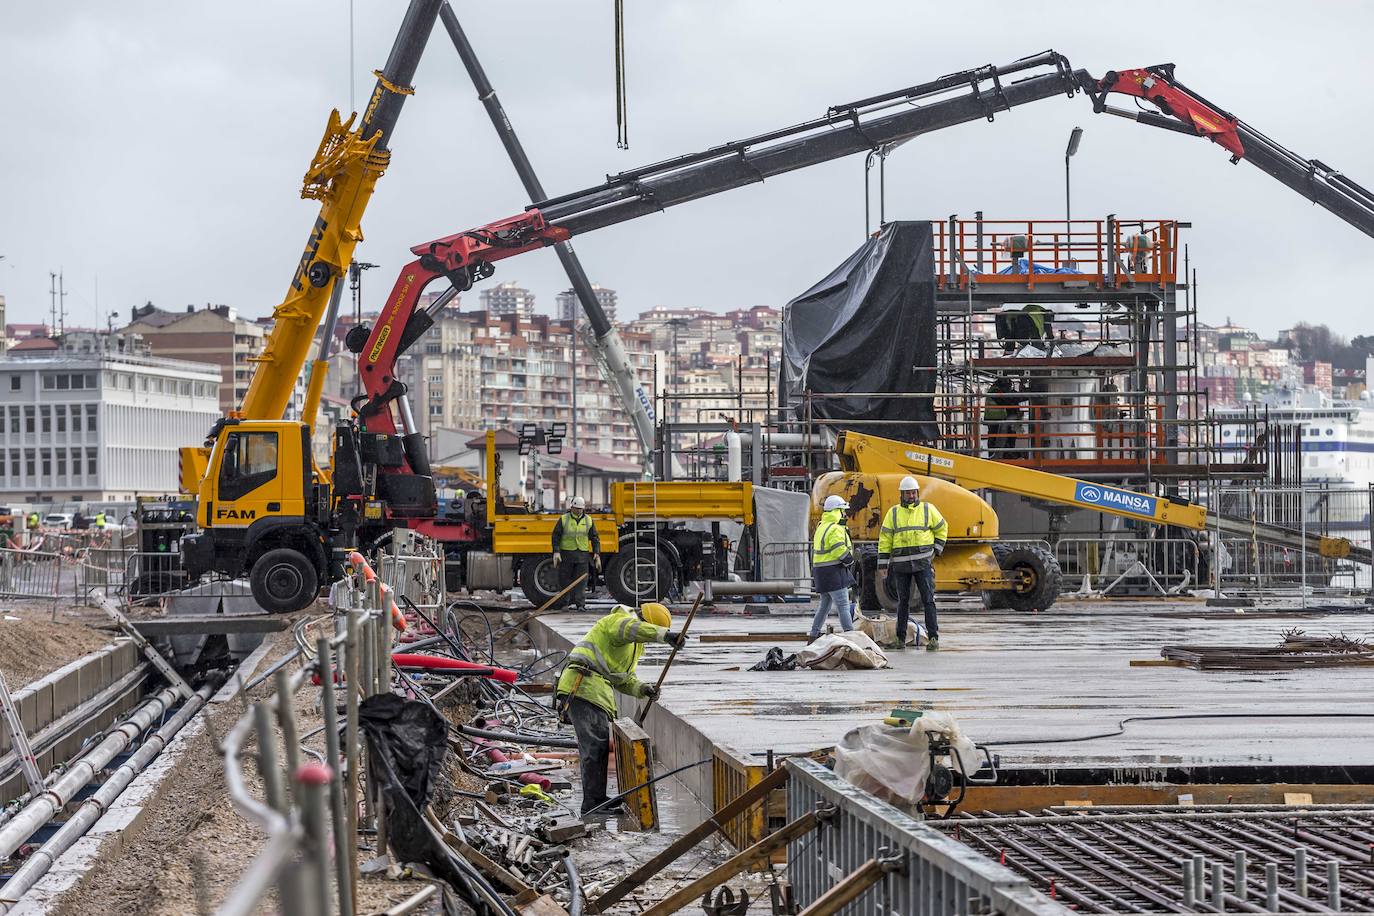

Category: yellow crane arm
[836, 432, 1209, 529]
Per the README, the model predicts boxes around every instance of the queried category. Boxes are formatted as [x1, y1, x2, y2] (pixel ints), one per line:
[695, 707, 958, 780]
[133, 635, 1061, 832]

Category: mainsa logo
[1073, 482, 1157, 517]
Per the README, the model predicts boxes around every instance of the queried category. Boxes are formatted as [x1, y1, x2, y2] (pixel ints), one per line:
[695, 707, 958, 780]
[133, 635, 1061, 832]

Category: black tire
[249, 548, 319, 614]
[605, 546, 673, 606]
[519, 554, 563, 607]
[987, 543, 1062, 612]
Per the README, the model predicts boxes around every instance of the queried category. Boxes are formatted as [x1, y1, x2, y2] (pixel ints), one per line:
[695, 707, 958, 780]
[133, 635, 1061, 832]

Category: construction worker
[877, 477, 948, 651]
[983, 376, 1023, 458]
[25, 512, 39, 532]
[93, 510, 107, 530]
[809, 495, 855, 642]
[551, 496, 600, 611]
[555, 602, 686, 815]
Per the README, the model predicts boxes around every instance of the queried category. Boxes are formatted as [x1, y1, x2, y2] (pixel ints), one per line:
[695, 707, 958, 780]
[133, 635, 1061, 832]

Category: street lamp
[1064, 126, 1084, 224]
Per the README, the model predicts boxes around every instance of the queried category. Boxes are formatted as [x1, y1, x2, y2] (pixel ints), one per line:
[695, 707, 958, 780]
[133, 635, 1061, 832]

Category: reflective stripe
[557, 513, 594, 552]
[571, 640, 631, 685]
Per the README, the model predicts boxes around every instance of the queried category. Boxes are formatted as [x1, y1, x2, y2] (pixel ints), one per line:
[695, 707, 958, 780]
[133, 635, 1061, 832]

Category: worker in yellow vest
[877, 476, 948, 651]
[556, 602, 685, 815]
[809, 494, 855, 642]
[551, 496, 600, 611]
[94, 511, 107, 530]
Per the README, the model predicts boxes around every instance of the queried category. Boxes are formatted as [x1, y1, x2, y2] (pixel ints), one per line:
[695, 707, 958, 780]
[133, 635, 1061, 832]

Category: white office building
[0, 346, 221, 503]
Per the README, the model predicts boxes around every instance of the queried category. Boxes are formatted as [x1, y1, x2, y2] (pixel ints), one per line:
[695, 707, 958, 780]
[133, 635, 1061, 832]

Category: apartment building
[0, 336, 221, 503]
[400, 309, 655, 464]
[556, 285, 618, 324]
[124, 303, 262, 413]
[479, 282, 537, 321]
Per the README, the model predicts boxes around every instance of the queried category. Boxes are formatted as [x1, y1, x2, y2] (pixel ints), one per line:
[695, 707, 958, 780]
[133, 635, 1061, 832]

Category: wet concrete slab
[536, 600, 1374, 772]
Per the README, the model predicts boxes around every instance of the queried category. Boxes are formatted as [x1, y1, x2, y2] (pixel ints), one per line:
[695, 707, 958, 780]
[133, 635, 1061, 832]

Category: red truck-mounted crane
[184, 50, 1374, 612]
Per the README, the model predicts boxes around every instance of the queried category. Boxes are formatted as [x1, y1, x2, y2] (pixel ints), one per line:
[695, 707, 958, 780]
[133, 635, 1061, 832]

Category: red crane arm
[1097, 66, 1244, 161]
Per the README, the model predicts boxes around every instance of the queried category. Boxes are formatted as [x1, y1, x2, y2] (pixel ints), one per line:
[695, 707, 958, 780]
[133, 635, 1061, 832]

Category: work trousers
[891, 561, 938, 642]
[567, 696, 612, 815]
[809, 587, 854, 639]
[559, 551, 591, 610]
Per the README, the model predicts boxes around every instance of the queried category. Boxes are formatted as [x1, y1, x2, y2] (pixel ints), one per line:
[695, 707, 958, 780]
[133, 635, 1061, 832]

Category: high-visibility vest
[94, 513, 106, 528]
[556, 606, 667, 716]
[26, 514, 38, 529]
[556, 512, 594, 552]
[877, 502, 948, 566]
[811, 509, 853, 567]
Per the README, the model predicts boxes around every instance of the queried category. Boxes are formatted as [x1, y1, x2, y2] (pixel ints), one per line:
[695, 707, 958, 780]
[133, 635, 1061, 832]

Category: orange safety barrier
[932, 218, 1179, 290]
[346, 550, 408, 632]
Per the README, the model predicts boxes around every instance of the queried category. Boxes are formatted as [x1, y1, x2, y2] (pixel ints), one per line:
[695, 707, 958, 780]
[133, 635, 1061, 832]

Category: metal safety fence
[1212, 485, 1374, 602]
[785, 758, 1068, 916]
[217, 555, 397, 916]
[377, 529, 445, 616]
[1053, 536, 1202, 597]
[760, 540, 813, 597]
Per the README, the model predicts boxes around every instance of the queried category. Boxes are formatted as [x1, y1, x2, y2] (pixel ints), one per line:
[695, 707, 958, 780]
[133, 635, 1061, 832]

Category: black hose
[986, 711, 1374, 746]
[456, 723, 580, 750]
[563, 851, 584, 916]
[579, 757, 712, 818]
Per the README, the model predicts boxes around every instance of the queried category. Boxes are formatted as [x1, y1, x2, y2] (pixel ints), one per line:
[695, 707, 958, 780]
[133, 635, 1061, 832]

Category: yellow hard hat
[638, 602, 671, 629]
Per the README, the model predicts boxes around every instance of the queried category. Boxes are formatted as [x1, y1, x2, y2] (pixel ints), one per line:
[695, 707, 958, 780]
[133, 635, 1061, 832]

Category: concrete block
[52, 668, 79, 720]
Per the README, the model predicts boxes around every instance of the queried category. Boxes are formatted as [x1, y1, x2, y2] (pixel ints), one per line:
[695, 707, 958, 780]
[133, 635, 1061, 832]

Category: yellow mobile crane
[177, 0, 444, 494]
[813, 431, 1367, 611]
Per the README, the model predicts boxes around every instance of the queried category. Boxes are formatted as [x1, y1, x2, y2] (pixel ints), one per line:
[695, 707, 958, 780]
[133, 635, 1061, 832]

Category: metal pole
[344, 610, 361, 904]
[255, 704, 306, 915]
[1327, 860, 1341, 911]
[275, 669, 302, 806]
[318, 638, 354, 916]
[1212, 860, 1225, 911]
[1295, 847, 1308, 897]
[297, 763, 334, 916]
[1181, 859, 1195, 909]
[1265, 863, 1279, 912]
[1233, 850, 1247, 900]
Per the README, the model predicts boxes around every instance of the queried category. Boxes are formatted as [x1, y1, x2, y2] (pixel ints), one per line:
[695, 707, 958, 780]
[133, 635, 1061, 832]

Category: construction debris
[1161, 628, 1374, 669]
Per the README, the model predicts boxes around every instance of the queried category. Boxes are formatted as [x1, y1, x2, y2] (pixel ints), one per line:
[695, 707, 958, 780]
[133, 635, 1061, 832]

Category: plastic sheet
[834, 711, 978, 806]
[781, 221, 937, 442]
[795, 630, 888, 670]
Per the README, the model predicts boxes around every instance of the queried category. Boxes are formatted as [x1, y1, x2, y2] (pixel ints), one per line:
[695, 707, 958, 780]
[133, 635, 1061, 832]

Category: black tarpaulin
[781, 221, 937, 442]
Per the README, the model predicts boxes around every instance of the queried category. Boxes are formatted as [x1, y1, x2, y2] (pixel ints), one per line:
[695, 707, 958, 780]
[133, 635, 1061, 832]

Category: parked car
[41, 513, 74, 529]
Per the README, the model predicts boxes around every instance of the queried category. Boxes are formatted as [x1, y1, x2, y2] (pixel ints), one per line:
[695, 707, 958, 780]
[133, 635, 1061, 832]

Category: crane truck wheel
[249, 548, 320, 614]
[985, 543, 1062, 612]
[605, 547, 673, 606]
[518, 554, 563, 607]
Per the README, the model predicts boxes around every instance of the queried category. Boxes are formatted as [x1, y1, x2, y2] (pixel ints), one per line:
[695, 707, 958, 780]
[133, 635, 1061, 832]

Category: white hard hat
[823, 495, 849, 512]
[898, 476, 920, 492]
[570, 496, 586, 509]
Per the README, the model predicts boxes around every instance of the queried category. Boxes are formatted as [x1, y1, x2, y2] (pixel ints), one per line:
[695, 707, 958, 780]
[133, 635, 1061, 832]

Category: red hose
[473, 739, 552, 791]
[390, 653, 518, 684]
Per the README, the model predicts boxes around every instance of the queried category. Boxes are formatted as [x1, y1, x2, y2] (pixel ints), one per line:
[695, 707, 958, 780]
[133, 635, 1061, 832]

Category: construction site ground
[535, 598, 1374, 772]
[0, 599, 118, 688]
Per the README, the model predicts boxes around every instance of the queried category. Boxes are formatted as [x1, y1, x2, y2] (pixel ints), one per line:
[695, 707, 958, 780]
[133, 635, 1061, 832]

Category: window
[85, 373, 96, 389]
[41, 451, 51, 477]
[25, 450, 35, 477]
[56, 406, 66, 434]
[6, 408, 14, 435]
[42, 375, 55, 390]
[117, 373, 132, 390]
[56, 374, 69, 390]
[8, 376, 18, 391]
[9, 452, 18, 479]
[56, 449, 66, 478]
[425, 343, 442, 355]
[24, 407, 34, 434]
[72, 409, 81, 434]
[86, 447, 97, 476]
[429, 404, 444, 416]
[40, 407, 51, 434]
[179, 380, 192, 396]
[218, 431, 279, 500]
[72, 449, 82, 477]
[86, 405, 98, 431]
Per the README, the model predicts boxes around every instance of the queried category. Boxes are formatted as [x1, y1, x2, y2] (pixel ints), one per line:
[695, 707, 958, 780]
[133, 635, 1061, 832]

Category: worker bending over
[809, 495, 856, 642]
[556, 603, 686, 816]
[552, 496, 600, 611]
[877, 476, 948, 651]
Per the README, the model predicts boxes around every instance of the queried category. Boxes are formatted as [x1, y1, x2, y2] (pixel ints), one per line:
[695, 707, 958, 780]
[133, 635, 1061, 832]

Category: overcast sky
[3, 1, 1372, 338]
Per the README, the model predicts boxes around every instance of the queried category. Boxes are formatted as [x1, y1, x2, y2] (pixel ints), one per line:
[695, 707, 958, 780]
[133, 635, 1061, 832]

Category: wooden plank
[519, 896, 571, 916]
[589, 765, 789, 913]
[699, 632, 810, 643]
[612, 717, 657, 831]
[1129, 659, 1187, 667]
[639, 812, 820, 916]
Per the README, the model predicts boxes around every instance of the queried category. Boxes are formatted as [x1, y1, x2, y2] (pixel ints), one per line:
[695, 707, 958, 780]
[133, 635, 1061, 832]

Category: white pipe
[0, 683, 181, 863]
[0, 680, 220, 909]
[735, 432, 824, 448]
[725, 430, 742, 482]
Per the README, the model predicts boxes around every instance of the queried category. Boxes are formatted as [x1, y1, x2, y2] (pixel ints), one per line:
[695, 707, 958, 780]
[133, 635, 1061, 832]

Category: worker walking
[810, 495, 856, 642]
[877, 477, 948, 651]
[556, 603, 686, 815]
[551, 496, 600, 611]
[93, 510, 107, 530]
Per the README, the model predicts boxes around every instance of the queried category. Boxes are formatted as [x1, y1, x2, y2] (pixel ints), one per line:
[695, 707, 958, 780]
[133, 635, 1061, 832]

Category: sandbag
[795, 631, 888, 670]
[853, 611, 924, 647]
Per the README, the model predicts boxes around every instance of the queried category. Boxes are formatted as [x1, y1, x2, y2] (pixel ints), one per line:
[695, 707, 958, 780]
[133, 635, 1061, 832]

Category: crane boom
[235, 0, 444, 422]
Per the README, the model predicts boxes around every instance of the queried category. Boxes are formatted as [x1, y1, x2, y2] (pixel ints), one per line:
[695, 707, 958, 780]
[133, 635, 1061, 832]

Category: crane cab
[180, 419, 330, 613]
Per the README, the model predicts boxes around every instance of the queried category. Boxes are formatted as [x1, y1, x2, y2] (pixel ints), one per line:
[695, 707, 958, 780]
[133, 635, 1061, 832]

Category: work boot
[926, 638, 940, 652]
[806, 634, 818, 645]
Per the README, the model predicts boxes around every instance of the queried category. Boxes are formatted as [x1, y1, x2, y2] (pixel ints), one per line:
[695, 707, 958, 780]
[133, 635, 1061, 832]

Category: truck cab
[180, 419, 331, 612]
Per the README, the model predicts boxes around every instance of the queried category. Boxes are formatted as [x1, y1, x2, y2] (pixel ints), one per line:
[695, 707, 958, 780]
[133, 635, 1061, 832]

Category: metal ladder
[628, 477, 660, 603]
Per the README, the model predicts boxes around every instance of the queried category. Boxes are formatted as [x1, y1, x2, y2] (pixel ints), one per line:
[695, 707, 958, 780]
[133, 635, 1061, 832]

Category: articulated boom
[1094, 65, 1244, 160]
